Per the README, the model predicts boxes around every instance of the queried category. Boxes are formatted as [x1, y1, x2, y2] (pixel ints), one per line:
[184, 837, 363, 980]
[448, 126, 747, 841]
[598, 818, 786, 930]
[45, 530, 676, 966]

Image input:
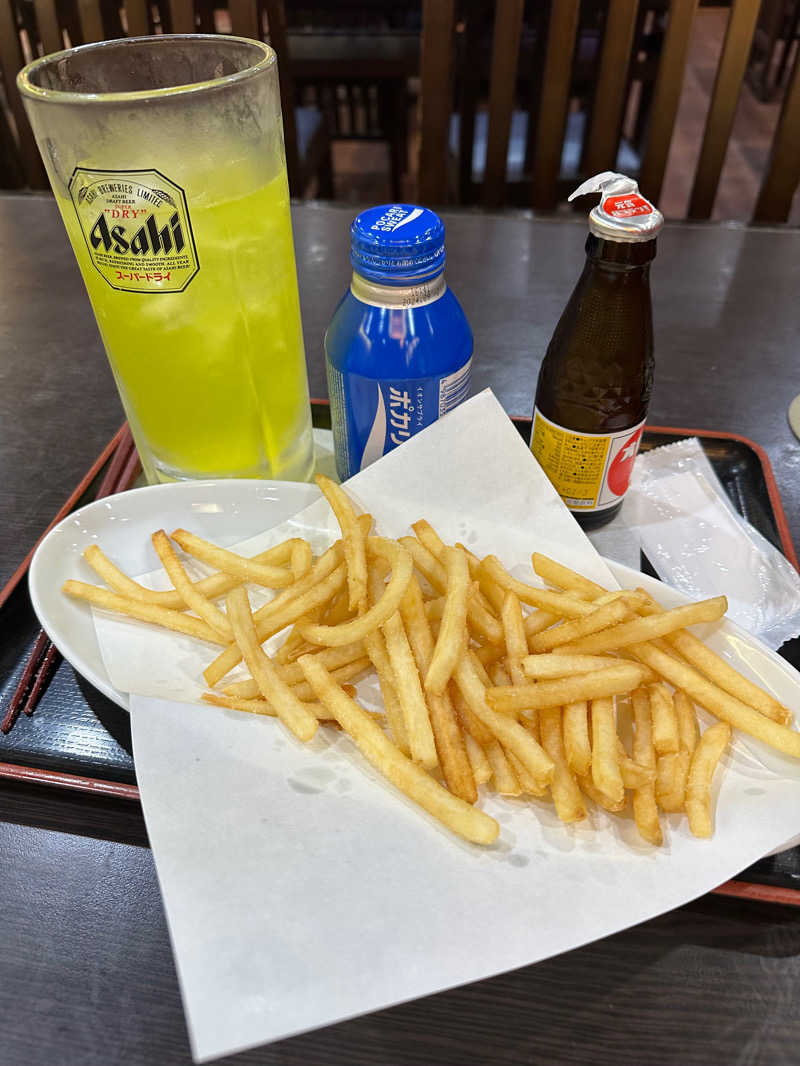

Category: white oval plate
[29, 479, 320, 710]
[27, 477, 800, 856]
[28, 475, 800, 718]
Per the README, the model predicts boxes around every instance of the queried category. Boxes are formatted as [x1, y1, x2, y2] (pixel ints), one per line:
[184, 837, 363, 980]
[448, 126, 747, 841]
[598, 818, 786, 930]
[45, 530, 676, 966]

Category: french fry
[401, 536, 502, 643]
[468, 646, 493, 688]
[285, 672, 367, 703]
[674, 689, 699, 754]
[523, 609, 561, 641]
[488, 661, 511, 687]
[69, 471, 797, 849]
[364, 629, 410, 755]
[631, 641, 800, 759]
[281, 594, 356, 663]
[616, 740, 656, 789]
[400, 575, 476, 802]
[225, 587, 317, 742]
[275, 609, 322, 665]
[500, 592, 540, 740]
[297, 656, 499, 845]
[203, 692, 336, 720]
[453, 653, 554, 787]
[539, 706, 587, 822]
[424, 596, 445, 623]
[506, 748, 546, 795]
[412, 524, 499, 627]
[686, 722, 731, 837]
[480, 556, 593, 617]
[411, 519, 447, 561]
[488, 663, 648, 713]
[655, 750, 690, 812]
[563, 700, 592, 776]
[636, 594, 792, 725]
[631, 687, 662, 845]
[225, 653, 371, 700]
[425, 547, 470, 695]
[578, 775, 627, 812]
[620, 758, 656, 790]
[666, 629, 791, 725]
[451, 683, 495, 747]
[649, 682, 680, 755]
[498, 592, 527, 672]
[274, 587, 355, 666]
[400, 535, 447, 589]
[458, 543, 506, 614]
[252, 535, 349, 626]
[203, 564, 347, 686]
[298, 538, 413, 647]
[531, 553, 607, 599]
[522, 653, 631, 679]
[528, 599, 630, 655]
[364, 562, 410, 755]
[274, 642, 365, 686]
[485, 741, 522, 795]
[247, 524, 367, 650]
[474, 643, 506, 669]
[315, 474, 368, 613]
[464, 732, 493, 786]
[322, 587, 355, 625]
[82, 538, 303, 609]
[290, 540, 313, 581]
[383, 610, 438, 769]
[590, 698, 624, 806]
[605, 589, 651, 612]
[151, 530, 233, 641]
[62, 580, 226, 645]
[171, 528, 296, 589]
[280, 638, 319, 665]
[558, 597, 728, 656]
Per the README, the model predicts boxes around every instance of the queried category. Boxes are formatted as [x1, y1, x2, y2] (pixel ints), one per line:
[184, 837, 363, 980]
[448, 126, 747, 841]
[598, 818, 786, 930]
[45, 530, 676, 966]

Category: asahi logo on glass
[68, 168, 199, 293]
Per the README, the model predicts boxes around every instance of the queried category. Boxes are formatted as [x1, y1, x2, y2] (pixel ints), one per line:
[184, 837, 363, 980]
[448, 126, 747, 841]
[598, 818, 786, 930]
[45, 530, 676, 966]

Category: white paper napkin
[84, 391, 800, 1062]
[93, 391, 618, 702]
[620, 437, 800, 650]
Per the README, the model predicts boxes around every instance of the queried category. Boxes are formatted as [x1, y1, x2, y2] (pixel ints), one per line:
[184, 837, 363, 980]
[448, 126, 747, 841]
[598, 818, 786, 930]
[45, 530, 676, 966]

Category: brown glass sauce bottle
[530, 174, 663, 530]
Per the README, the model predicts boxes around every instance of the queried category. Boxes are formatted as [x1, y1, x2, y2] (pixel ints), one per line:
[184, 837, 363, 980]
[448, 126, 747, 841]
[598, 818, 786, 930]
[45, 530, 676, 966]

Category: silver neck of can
[350, 271, 446, 309]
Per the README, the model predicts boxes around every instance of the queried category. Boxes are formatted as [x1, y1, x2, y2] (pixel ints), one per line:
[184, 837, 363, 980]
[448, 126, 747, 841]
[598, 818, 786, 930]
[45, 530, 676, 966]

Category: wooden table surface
[2, 195, 800, 1066]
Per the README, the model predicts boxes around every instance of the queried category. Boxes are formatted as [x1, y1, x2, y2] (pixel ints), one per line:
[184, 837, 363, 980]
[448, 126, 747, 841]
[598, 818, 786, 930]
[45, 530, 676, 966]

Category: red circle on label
[607, 427, 644, 497]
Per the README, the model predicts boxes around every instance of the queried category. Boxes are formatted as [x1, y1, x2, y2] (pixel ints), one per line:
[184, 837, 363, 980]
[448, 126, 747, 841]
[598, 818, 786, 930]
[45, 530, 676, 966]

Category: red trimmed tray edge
[3, 411, 799, 906]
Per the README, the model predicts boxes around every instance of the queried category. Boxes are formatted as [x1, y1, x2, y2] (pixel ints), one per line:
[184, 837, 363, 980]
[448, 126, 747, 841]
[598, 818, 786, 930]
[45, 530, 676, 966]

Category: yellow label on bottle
[68, 167, 199, 294]
[531, 407, 645, 511]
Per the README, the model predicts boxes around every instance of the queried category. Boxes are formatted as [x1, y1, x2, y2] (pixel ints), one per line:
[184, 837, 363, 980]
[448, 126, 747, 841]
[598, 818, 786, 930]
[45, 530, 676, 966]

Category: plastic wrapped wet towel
[621, 437, 800, 650]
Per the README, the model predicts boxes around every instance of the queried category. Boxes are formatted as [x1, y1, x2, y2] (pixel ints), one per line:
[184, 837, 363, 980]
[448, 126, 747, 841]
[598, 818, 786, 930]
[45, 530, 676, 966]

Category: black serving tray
[2, 405, 799, 902]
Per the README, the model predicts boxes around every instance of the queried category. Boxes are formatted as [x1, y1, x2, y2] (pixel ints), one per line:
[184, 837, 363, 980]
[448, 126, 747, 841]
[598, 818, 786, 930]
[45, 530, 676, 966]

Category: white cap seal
[568, 172, 664, 243]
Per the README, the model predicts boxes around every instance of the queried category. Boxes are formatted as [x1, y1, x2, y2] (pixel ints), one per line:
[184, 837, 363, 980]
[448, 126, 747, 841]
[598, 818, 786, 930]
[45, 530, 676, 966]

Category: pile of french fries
[63, 475, 799, 847]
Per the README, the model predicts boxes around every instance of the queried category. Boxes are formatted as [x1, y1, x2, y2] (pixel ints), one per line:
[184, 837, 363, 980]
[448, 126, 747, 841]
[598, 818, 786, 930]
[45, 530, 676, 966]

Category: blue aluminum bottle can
[325, 204, 473, 480]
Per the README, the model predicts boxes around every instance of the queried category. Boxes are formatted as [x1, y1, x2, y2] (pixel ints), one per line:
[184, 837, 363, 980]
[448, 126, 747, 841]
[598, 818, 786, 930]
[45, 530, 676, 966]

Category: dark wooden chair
[746, 0, 800, 102]
[277, 1, 420, 203]
[425, 0, 650, 209]
[0, 0, 333, 198]
[419, 0, 800, 223]
[288, 29, 418, 202]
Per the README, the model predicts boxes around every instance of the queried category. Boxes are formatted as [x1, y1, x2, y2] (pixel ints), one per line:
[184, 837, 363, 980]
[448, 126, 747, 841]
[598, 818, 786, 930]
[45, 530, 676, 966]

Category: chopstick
[1, 425, 141, 735]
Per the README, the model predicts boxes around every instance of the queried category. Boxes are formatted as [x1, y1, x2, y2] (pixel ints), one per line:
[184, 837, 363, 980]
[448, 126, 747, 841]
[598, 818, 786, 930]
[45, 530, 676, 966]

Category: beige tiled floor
[659, 7, 797, 222]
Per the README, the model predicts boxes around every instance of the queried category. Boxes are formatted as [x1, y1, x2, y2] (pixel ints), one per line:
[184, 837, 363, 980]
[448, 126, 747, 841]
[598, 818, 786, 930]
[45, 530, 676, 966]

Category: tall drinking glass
[18, 36, 314, 484]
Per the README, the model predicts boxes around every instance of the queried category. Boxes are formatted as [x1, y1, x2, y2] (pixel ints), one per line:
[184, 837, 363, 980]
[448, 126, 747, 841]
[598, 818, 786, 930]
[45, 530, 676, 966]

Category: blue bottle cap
[350, 204, 446, 284]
